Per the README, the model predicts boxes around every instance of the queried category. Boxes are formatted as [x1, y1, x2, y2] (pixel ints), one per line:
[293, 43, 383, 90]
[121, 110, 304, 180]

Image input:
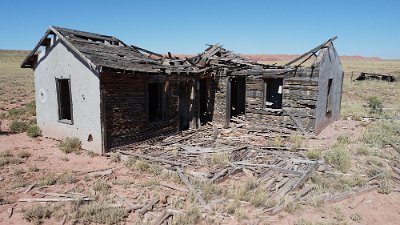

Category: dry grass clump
[210, 152, 230, 168]
[324, 145, 352, 172]
[124, 158, 162, 175]
[307, 149, 321, 160]
[74, 202, 128, 225]
[93, 179, 111, 195]
[57, 173, 78, 184]
[361, 120, 400, 149]
[59, 137, 81, 153]
[224, 177, 272, 208]
[367, 96, 383, 114]
[38, 174, 57, 186]
[289, 134, 303, 151]
[9, 120, 28, 133]
[27, 124, 41, 138]
[0, 151, 22, 167]
[23, 205, 52, 225]
[172, 203, 202, 225]
[311, 173, 366, 194]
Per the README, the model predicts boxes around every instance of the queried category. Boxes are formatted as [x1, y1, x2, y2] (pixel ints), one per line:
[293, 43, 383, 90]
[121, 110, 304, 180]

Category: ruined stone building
[22, 26, 343, 154]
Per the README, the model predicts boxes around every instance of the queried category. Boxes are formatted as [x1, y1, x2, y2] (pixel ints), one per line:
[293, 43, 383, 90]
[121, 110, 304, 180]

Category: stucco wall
[314, 43, 343, 134]
[34, 39, 103, 154]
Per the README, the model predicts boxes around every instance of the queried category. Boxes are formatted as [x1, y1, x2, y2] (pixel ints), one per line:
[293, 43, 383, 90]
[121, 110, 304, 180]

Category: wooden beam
[284, 36, 338, 66]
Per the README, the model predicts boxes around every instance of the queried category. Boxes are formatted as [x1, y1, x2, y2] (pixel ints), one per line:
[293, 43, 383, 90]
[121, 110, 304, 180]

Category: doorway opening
[199, 78, 210, 124]
[230, 77, 246, 118]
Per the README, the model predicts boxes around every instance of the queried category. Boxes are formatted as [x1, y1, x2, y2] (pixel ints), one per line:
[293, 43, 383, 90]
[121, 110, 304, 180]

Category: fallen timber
[108, 122, 382, 222]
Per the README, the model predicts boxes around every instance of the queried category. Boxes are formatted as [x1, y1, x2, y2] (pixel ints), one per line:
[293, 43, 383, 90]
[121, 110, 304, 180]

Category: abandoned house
[22, 26, 343, 154]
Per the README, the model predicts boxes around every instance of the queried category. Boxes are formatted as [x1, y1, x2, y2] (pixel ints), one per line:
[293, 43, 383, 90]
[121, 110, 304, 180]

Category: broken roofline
[21, 26, 191, 74]
[21, 26, 339, 74]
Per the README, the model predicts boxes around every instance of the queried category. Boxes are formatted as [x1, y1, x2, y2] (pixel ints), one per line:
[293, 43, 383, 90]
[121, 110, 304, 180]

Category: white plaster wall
[34, 40, 103, 154]
[315, 43, 343, 134]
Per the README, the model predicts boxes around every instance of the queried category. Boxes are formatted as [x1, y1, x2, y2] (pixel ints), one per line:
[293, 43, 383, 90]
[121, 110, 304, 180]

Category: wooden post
[225, 76, 231, 127]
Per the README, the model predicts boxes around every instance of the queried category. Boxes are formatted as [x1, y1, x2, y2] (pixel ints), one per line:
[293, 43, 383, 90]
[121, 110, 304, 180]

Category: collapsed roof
[21, 26, 195, 74]
[22, 26, 338, 76]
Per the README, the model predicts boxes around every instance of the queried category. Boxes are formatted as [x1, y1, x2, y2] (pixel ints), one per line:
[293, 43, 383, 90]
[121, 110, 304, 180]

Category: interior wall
[100, 73, 179, 149]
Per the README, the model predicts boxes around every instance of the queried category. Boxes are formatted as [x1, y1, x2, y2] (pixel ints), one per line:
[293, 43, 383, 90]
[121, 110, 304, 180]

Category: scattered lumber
[348, 197, 366, 209]
[24, 181, 37, 194]
[151, 210, 172, 225]
[8, 204, 16, 219]
[176, 167, 211, 211]
[34, 191, 87, 198]
[137, 197, 159, 216]
[159, 182, 189, 193]
[115, 193, 142, 212]
[233, 162, 304, 176]
[60, 215, 67, 225]
[324, 185, 378, 204]
[117, 150, 182, 166]
[79, 167, 114, 176]
[209, 168, 229, 184]
[19, 197, 92, 202]
[292, 162, 319, 190]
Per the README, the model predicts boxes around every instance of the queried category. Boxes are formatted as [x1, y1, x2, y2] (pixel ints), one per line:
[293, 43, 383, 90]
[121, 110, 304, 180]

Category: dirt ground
[1, 118, 399, 225]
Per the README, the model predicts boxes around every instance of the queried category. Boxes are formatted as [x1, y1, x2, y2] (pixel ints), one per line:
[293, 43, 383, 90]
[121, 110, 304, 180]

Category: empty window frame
[263, 78, 283, 109]
[326, 78, 333, 116]
[147, 82, 165, 122]
[56, 78, 73, 123]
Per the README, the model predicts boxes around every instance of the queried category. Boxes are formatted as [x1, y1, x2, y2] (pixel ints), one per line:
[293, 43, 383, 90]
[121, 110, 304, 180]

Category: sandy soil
[0, 119, 399, 225]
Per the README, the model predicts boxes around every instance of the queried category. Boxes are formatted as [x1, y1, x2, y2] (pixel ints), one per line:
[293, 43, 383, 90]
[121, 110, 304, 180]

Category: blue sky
[0, 0, 399, 59]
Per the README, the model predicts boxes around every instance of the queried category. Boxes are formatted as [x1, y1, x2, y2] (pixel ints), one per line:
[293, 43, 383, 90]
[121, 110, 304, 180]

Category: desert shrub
[289, 135, 303, 151]
[350, 213, 362, 222]
[361, 120, 400, 148]
[38, 174, 57, 186]
[173, 204, 201, 225]
[367, 96, 383, 114]
[341, 101, 368, 120]
[93, 179, 111, 194]
[0, 151, 13, 157]
[57, 173, 78, 184]
[234, 207, 247, 221]
[337, 134, 350, 144]
[225, 200, 239, 215]
[356, 146, 370, 156]
[7, 101, 36, 120]
[59, 137, 81, 153]
[9, 120, 28, 133]
[324, 146, 351, 172]
[201, 183, 223, 201]
[307, 149, 321, 160]
[0, 156, 22, 167]
[75, 202, 128, 225]
[125, 159, 162, 175]
[28, 166, 40, 172]
[23, 205, 52, 225]
[210, 152, 230, 168]
[27, 125, 41, 138]
[249, 188, 267, 207]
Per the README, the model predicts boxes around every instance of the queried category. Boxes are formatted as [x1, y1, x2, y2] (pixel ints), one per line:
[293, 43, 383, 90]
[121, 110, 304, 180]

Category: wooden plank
[176, 167, 211, 211]
[117, 150, 182, 166]
[233, 162, 304, 176]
